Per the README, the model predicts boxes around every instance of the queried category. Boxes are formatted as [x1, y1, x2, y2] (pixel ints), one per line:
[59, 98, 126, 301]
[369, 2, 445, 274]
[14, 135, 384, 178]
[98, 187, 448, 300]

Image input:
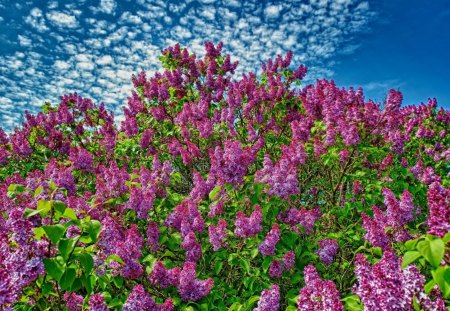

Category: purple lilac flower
[69, 147, 93, 172]
[297, 265, 343, 311]
[165, 199, 204, 234]
[427, 181, 450, 238]
[256, 155, 299, 198]
[146, 221, 160, 252]
[354, 250, 446, 311]
[122, 285, 174, 311]
[181, 231, 202, 262]
[258, 224, 281, 256]
[64, 292, 84, 311]
[209, 140, 256, 185]
[316, 239, 339, 265]
[352, 181, 363, 195]
[148, 261, 181, 289]
[269, 260, 283, 278]
[254, 284, 280, 311]
[178, 262, 214, 302]
[208, 219, 228, 251]
[278, 207, 322, 234]
[282, 250, 295, 271]
[234, 205, 263, 238]
[88, 293, 109, 311]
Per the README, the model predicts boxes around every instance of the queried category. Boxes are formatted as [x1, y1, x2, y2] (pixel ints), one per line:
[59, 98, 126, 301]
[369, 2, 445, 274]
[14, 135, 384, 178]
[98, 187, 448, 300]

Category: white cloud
[265, 4, 282, 19]
[0, 0, 373, 131]
[46, 11, 79, 28]
[18, 35, 32, 47]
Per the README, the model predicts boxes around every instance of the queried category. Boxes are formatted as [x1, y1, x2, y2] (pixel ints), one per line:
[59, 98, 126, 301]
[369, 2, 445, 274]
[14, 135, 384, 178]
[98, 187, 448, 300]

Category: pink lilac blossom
[258, 224, 281, 256]
[234, 205, 263, 238]
[64, 292, 84, 311]
[148, 261, 181, 289]
[297, 265, 343, 311]
[181, 231, 202, 262]
[209, 140, 256, 185]
[146, 221, 160, 252]
[278, 206, 322, 234]
[282, 250, 296, 271]
[316, 239, 339, 265]
[122, 285, 174, 311]
[208, 219, 228, 251]
[254, 284, 280, 311]
[269, 260, 283, 278]
[88, 293, 109, 311]
[426, 181, 450, 238]
[353, 250, 446, 311]
[178, 262, 214, 302]
[256, 155, 299, 198]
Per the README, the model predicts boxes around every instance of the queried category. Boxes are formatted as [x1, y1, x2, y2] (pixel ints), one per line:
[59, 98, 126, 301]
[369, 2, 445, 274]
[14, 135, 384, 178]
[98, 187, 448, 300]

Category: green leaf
[240, 258, 251, 274]
[24, 207, 48, 218]
[53, 200, 66, 215]
[106, 254, 125, 265]
[60, 268, 76, 290]
[402, 251, 422, 268]
[113, 275, 124, 288]
[8, 184, 25, 193]
[86, 220, 101, 243]
[262, 257, 272, 273]
[43, 258, 64, 281]
[58, 238, 77, 261]
[417, 238, 445, 267]
[62, 207, 78, 220]
[77, 252, 94, 274]
[37, 199, 52, 217]
[214, 261, 223, 275]
[43, 224, 66, 244]
[245, 296, 259, 309]
[209, 185, 222, 201]
[342, 294, 363, 311]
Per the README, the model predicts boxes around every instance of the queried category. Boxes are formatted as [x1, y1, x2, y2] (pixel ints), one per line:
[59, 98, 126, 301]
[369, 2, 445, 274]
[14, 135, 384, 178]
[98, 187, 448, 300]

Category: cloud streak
[0, 0, 373, 130]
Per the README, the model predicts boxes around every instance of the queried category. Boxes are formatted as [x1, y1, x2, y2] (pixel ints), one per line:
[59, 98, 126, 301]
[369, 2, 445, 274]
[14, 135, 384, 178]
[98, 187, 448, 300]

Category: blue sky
[0, 0, 449, 131]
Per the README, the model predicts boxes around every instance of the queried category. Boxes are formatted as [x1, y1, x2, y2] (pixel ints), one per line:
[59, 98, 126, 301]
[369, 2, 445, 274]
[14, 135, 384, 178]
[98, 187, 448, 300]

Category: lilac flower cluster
[254, 284, 280, 311]
[89, 293, 109, 311]
[269, 259, 283, 278]
[354, 250, 446, 311]
[256, 155, 300, 198]
[362, 188, 416, 248]
[97, 218, 143, 279]
[95, 161, 129, 200]
[426, 181, 450, 237]
[148, 261, 181, 289]
[208, 219, 228, 251]
[297, 265, 343, 311]
[209, 140, 256, 185]
[146, 221, 160, 252]
[69, 147, 94, 172]
[258, 224, 281, 256]
[234, 205, 263, 238]
[1, 208, 48, 309]
[282, 250, 296, 271]
[165, 199, 205, 236]
[278, 206, 322, 234]
[122, 285, 174, 311]
[316, 239, 339, 265]
[64, 292, 84, 311]
[181, 231, 202, 262]
[178, 262, 214, 302]
[126, 160, 172, 219]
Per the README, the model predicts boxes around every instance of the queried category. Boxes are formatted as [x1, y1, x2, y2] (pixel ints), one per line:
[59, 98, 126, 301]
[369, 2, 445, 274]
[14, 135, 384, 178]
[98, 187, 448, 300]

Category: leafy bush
[0, 42, 449, 310]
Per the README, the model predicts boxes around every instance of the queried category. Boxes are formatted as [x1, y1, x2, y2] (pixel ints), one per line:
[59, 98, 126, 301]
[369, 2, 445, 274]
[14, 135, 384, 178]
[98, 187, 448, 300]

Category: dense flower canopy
[0, 42, 449, 310]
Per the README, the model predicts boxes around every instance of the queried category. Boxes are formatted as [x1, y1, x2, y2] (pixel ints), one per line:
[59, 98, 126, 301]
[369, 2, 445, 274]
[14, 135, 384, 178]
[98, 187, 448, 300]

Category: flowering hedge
[0, 42, 449, 311]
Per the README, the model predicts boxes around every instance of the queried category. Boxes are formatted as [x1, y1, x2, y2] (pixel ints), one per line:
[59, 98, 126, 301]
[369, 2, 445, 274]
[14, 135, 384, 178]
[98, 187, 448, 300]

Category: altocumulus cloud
[0, 0, 373, 131]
